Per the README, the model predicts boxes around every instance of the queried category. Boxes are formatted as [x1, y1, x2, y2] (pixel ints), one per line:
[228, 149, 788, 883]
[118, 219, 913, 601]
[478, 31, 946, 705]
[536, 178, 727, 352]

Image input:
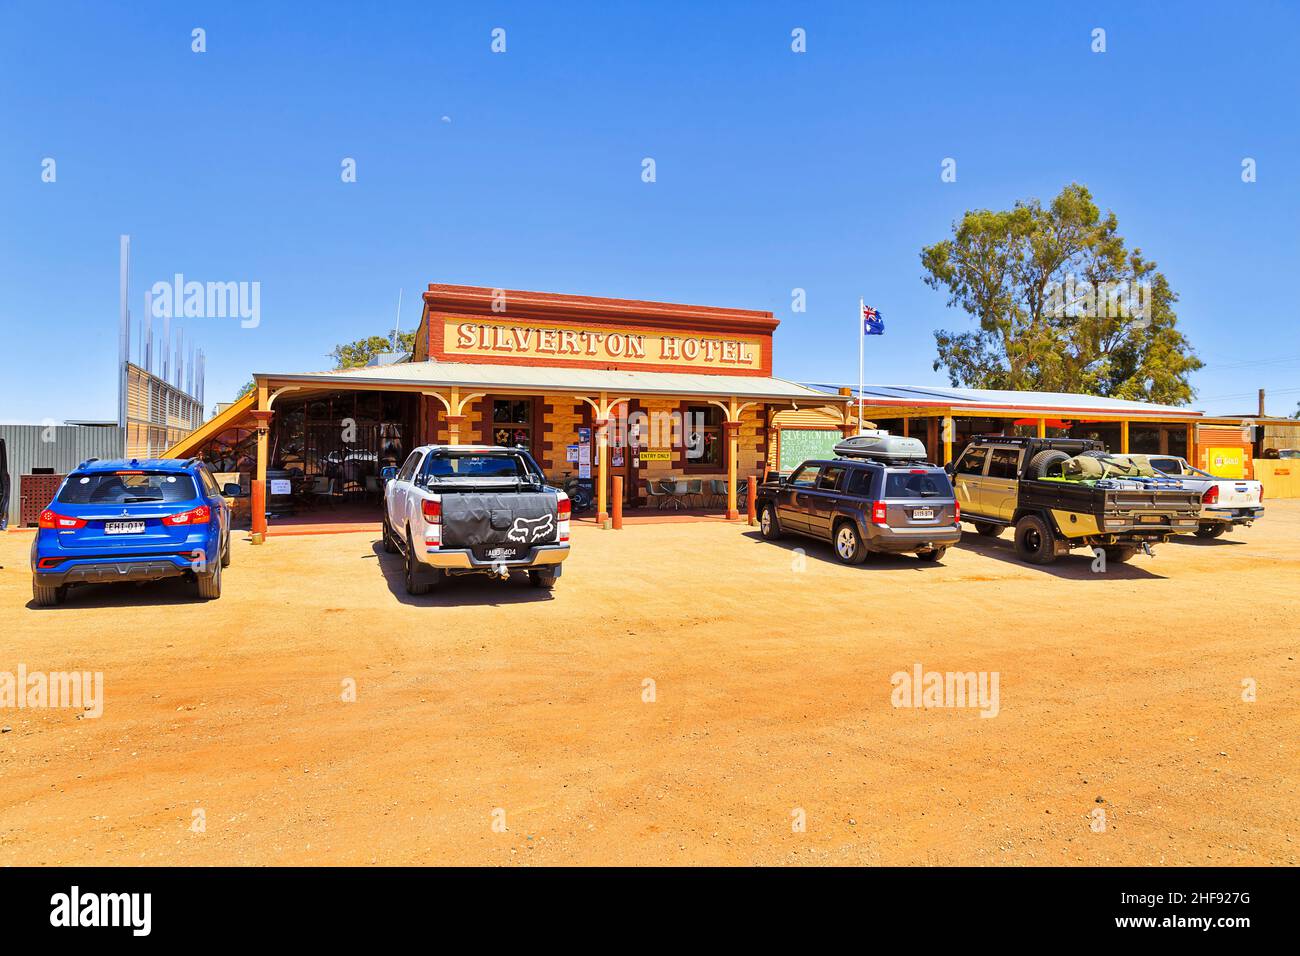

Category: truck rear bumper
[422, 543, 569, 570]
[1202, 507, 1263, 525]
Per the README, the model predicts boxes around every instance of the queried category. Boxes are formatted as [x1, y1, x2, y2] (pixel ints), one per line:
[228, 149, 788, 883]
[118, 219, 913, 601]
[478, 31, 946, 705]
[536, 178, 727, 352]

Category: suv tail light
[1201, 485, 1218, 505]
[163, 505, 211, 526]
[558, 496, 571, 542]
[870, 500, 888, 525]
[954, 501, 960, 524]
[39, 510, 86, 530]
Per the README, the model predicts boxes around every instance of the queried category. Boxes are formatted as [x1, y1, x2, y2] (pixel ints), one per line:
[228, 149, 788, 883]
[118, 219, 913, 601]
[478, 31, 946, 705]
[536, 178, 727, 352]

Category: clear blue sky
[2, 0, 1297, 423]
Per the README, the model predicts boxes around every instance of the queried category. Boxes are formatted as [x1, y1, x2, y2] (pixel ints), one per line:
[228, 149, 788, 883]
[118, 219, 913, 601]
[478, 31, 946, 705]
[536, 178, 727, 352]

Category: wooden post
[724, 420, 741, 520]
[445, 415, 465, 445]
[611, 476, 623, 530]
[1187, 422, 1196, 467]
[596, 417, 610, 527]
[251, 382, 271, 544]
[746, 475, 757, 526]
[942, 416, 954, 465]
[1037, 417, 1046, 438]
[902, 416, 909, 437]
[1121, 419, 1130, 454]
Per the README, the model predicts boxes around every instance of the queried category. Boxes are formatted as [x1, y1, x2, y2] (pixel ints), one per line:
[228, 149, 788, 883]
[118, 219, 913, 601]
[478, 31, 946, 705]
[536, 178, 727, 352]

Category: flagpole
[857, 297, 864, 435]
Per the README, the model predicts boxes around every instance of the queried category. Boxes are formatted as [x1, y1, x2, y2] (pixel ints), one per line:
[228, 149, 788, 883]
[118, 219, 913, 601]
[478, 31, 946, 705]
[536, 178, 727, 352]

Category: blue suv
[31, 458, 235, 606]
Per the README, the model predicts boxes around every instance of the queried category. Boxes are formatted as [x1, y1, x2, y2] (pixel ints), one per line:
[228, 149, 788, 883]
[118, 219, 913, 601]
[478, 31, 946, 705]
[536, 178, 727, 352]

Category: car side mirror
[380, 467, 398, 481]
[221, 482, 243, 497]
[943, 461, 956, 475]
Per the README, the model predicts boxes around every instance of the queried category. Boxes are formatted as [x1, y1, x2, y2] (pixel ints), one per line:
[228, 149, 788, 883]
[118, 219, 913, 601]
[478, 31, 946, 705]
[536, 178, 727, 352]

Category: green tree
[921, 183, 1203, 404]
[330, 332, 416, 369]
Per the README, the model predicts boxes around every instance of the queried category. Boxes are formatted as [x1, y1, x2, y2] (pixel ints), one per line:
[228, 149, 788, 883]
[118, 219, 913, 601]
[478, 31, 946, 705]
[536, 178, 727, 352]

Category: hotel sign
[440, 317, 764, 371]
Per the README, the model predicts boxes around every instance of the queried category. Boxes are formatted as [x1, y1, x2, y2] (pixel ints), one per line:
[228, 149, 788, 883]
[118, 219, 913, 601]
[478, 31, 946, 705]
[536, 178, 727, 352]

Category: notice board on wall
[777, 429, 841, 473]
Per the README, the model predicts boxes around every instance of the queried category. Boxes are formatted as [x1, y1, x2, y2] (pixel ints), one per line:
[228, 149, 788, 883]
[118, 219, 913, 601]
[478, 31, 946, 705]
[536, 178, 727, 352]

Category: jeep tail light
[1201, 485, 1218, 505]
[163, 505, 210, 526]
[558, 496, 571, 542]
[39, 510, 86, 529]
[870, 500, 888, 525]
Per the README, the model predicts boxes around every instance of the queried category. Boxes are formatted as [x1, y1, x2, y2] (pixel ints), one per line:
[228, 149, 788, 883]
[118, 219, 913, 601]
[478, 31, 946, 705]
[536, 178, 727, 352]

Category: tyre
[32, 580, 66, 607]
[919, 547, 947, 562]
[1194, 522, 1226, 539]
[1013, 514, 1058, 565]
[1103, 546, 1138, 564]
[403, 531, 433, 595]
[196, 555, 222, 599]
[220, 532, 232, 568]
[759, 504, 783, 540]
[1025, 449, 1071, 480]
[382, 514, 398, 553]
[529, 568, 558, 589]
[832, 521, 867, 565]
[972, 521, 1002, 537]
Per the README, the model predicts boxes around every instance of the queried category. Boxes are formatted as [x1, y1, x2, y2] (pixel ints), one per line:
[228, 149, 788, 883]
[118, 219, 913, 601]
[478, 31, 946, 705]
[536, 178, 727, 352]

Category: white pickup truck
[1112, 454, 1264, 539]
[381, 445, 570, 594]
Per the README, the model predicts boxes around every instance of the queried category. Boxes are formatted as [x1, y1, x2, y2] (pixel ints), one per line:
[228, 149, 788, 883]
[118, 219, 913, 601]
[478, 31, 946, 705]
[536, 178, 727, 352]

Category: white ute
[1113, 454, 1264, 539]
[381, 445, 570, 594]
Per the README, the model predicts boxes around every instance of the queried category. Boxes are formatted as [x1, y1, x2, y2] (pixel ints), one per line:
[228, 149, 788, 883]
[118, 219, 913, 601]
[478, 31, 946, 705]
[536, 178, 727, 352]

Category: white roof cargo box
[833, 431, 929, 463]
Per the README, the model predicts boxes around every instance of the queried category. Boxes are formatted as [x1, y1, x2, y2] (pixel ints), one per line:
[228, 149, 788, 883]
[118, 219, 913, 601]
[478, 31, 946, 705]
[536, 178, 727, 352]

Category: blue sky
[2, 0, 1297, 423]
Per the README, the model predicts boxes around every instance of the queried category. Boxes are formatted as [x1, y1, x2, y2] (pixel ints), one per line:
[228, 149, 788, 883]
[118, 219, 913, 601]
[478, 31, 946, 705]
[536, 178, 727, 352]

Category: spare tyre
[1025, 449, 1070, 479]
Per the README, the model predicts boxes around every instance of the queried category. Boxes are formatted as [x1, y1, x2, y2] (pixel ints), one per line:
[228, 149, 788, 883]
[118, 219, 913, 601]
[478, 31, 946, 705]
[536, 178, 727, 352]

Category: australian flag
[862, 304, 884, 335]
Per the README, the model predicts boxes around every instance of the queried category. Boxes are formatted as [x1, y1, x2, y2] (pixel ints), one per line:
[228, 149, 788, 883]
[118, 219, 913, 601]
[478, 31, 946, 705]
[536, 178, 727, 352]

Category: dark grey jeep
[755, 433, 961, 564]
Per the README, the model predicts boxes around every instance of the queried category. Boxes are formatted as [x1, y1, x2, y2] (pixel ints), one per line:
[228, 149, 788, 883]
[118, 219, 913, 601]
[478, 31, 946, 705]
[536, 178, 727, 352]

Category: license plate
[1139, 514, 1164, 524]
[484, 546, 520, 560]
[911, 507, 934, 520]
[105, 521, 146, 535]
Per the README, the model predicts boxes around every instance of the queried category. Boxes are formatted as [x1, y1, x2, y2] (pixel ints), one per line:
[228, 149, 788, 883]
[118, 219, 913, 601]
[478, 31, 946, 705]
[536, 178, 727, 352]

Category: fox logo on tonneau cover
[507, 513, 554, 543]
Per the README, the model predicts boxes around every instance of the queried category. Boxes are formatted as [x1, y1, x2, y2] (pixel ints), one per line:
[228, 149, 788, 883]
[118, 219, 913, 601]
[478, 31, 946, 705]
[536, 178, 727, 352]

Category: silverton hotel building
[169, 283, 852, 537]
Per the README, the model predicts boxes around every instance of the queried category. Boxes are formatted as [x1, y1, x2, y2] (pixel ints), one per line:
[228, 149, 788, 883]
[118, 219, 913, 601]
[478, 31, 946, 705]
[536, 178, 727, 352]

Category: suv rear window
[884, 471, 952, 499]
[58, 472, 198, 504]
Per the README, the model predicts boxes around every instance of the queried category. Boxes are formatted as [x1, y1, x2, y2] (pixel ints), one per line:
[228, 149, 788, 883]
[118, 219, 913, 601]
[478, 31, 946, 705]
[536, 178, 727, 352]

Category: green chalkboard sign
[778, 429, 841, 472]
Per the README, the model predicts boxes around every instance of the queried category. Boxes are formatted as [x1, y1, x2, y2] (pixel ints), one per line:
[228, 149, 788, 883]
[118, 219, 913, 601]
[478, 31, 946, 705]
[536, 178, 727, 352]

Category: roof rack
[77, 457, 99, 469]
[833, 432, 930, 464]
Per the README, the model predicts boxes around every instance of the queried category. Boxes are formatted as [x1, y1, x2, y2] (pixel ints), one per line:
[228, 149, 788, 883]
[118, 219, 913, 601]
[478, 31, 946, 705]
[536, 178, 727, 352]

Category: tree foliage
[330, 331, 416, 370]
[921, 183, 1203, 404]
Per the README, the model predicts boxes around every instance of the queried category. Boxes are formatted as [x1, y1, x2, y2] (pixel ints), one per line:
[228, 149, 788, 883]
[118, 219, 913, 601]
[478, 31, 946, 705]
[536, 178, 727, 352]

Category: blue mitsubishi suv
[31, 458, 236, 606]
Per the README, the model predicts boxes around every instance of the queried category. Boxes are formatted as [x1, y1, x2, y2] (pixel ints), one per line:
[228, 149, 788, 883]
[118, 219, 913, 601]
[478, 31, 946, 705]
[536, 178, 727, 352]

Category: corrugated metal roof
[258, 360, 843, 402]
[801, 382, 1201, 417]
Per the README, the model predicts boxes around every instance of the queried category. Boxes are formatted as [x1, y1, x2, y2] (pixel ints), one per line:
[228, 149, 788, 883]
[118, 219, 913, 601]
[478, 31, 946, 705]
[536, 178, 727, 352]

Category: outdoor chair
[685, 479, 704, 507]
[709, 479, 728, 507]
[670, 479, 692, 510]
[644, 479, 668, 509]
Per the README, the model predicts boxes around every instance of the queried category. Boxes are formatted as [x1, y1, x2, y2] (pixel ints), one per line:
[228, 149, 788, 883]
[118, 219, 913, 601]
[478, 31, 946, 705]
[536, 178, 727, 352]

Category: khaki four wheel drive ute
[947, 436, 1201, 565]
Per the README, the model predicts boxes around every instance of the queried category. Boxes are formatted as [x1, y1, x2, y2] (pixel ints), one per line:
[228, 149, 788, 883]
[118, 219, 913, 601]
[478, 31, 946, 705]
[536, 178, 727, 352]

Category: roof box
[833, 431, 929, 463]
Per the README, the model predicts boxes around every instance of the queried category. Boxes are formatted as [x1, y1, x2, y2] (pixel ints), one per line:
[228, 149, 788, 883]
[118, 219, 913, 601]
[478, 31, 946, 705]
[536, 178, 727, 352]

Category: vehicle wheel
[832, 521, 867, 565]
[404, 531, 433, 595]
[221, 532, 231, 568]
[196, 556, 222, 599]
[1103, 546, 1138, 564]
[919, 547, 947, 562]
[382, 514, 398, 553]
[1194, 522, 1226, 539]
[529, 568, 558, 589]
[759, 504, 783, 540]
[32, 580, 66, 607]
[972, 521, 1002, 537]
[1014, 514, 1058, 565]
[1025, 449, 1071, 480]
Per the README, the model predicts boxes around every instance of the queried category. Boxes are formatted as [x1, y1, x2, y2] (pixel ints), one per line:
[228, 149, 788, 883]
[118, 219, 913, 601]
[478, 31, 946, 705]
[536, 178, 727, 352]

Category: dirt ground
[1, 502, 1296, 866]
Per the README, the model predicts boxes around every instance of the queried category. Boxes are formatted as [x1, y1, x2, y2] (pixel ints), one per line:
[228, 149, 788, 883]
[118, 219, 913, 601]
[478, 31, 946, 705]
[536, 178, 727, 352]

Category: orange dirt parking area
[1, 503, 1297, 866]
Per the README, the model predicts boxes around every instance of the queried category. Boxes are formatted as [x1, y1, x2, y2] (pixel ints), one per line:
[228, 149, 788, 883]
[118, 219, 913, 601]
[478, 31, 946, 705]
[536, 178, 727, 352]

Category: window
[492, 399, 533, 449]
[787, 465, 819, 489]
[956, 447, 989, 476]
[421, 452, 537, 481]
[684, 405, 723, 467]
[397, 452, 421, 482]
[58, 472, 197, 505]
[845, 468, 875, 497]
[884, 471, 952, 499]
[986, 448, 1021, 480]
[1149, 457, 1183, 475]
[816, 466, 845, 491]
